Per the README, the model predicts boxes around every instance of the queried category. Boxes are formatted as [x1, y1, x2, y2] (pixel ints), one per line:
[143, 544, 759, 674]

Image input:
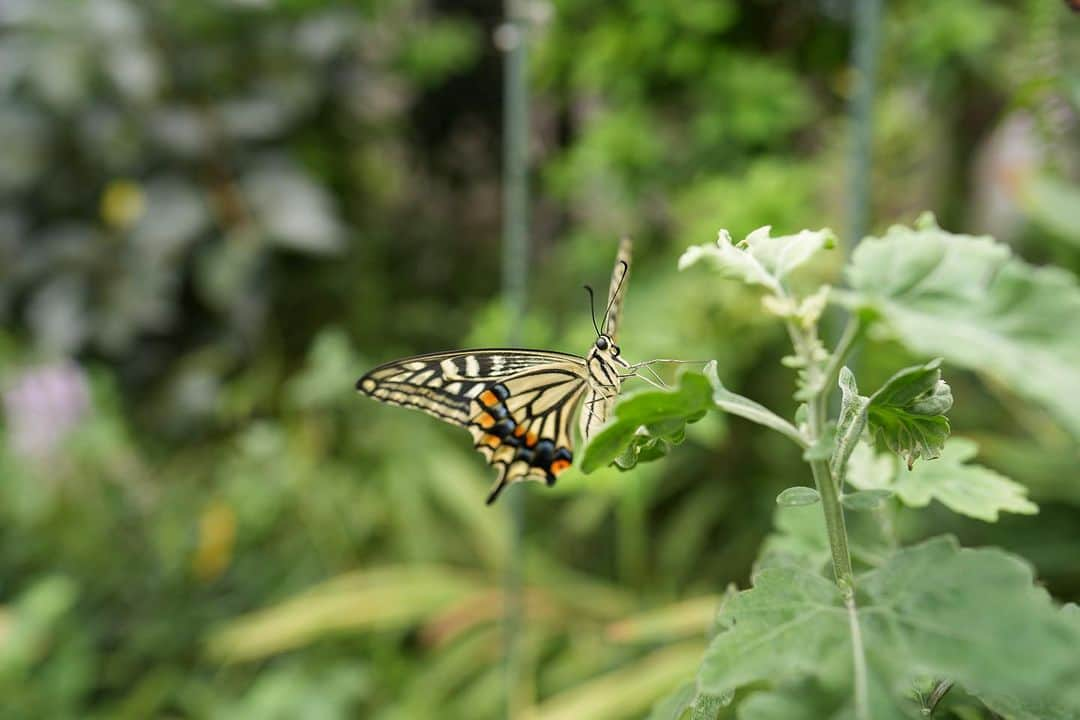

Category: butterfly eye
[595, 337, 609, 350]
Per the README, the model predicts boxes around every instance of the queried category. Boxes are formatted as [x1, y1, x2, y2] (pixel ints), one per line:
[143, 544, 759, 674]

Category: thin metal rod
[500, 2, 529, 717]
[847, 0, 883, 249]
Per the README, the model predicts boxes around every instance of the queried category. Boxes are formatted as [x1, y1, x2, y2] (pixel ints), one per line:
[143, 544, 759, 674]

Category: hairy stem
[790, 309, 867, 718]
[846, 595, 870, 719]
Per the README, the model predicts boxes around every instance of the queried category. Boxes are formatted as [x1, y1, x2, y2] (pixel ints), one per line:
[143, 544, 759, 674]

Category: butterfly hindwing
[466, 362, 587, 503]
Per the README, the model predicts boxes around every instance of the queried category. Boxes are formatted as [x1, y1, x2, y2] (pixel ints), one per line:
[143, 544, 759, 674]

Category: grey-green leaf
[892, 438, 1037, 521]
[840, 489, 893, 511]
[844, 217, 1080, 438]
[776, 486, 821, 507]
[678, 226, 835, 293]
[699, 537, 1080, 712]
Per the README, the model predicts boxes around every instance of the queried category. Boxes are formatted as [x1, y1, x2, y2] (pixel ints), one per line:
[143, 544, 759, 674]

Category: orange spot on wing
[550, 459, 571, 475]
[477, 412, 495, 429]
[482, 434, 501, 449]
[513, 424, 526, 437]
[479, 390, 498, 407]
[525, 432, 538, 448]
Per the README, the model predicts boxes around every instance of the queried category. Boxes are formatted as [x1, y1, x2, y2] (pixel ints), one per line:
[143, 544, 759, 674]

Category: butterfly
[356, 238, 667, 504]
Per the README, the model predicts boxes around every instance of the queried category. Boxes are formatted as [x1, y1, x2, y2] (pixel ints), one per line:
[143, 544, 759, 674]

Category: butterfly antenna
[600, 260, 629, 335]
[584, 285, 602, 337]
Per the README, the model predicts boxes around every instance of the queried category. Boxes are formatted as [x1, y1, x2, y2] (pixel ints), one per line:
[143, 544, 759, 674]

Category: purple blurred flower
[3, 362, 90, 458]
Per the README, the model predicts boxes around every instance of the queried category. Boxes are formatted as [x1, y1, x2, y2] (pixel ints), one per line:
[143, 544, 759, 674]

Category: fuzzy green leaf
[698, 537, 1080, 713]
[847, 439, 1037, 522]
[844, 217, 1080, 438]
[679, 226, 835, 293]
[865, 359, 952, 469]
[891, 438, 1038, 521]
[579, 370, 711, 473]
[582, 361, 805, 473]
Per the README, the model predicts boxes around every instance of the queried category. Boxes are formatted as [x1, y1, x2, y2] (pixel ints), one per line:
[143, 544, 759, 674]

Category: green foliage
[599, 215, 1080, 717]
[699, 538, 1080, 717]
[580, 370, 711, 473]
[847, 439, 1038, 522]
[856, 358, 953, 470]
[843, 215, 1080, 438]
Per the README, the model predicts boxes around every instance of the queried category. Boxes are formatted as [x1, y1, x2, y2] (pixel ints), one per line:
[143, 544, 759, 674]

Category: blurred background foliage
[0, 0, 1076, 718]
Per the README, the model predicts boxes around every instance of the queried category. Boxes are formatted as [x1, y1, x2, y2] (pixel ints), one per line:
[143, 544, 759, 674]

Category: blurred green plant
[586, 218, 1080, 718]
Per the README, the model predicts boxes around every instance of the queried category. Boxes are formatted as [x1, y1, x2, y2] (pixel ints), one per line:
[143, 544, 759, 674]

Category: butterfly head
[591, 334, 628, 368]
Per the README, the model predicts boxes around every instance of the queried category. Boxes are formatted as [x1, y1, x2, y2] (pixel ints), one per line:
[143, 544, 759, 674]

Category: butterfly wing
[357, 349, 588, 504]
[582, 238, 633, 440]
[602, 236, 632, 342]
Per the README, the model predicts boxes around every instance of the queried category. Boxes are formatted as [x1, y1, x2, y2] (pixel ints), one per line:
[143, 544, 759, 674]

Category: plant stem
[790, 309, 868, 719]
[846, 595, 871, 719]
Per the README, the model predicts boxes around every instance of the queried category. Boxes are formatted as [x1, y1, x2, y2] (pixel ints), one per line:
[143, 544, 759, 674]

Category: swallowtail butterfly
[357, 239, 656, 504]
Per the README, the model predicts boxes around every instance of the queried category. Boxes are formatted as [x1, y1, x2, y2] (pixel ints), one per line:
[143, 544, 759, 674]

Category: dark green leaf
[865, 359, 952, 469]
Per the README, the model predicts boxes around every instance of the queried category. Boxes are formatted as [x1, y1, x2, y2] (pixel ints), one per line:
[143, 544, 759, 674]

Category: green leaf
[831, 367, 869, 482]
[646, 683, 695, 720]
[847, 438, 1037, 522]
[582, 361, 806, 474]
[844, 442, 896, 491]
[580, 370, 712, 473]
[865, 359, 952, 469]
[775, 487, 820, 507]
[737, 681, 845, 720]
[755, 505, 829, 573]
[840, 489, 893, 511]
[645, 683, 731, 720]
[698, 537, 1080, 713]
[891, 438, 1038, 522]
[844, 217, 1080, 438]
[678, 226, 835, 294]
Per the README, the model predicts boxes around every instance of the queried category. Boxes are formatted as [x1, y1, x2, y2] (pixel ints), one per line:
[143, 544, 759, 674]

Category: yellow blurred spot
[100, 180, 145, 230]
[193, 500, 236, 582]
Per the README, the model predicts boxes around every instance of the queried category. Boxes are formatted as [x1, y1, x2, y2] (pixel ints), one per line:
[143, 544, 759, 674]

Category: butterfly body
[357, 239, 633, 504]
